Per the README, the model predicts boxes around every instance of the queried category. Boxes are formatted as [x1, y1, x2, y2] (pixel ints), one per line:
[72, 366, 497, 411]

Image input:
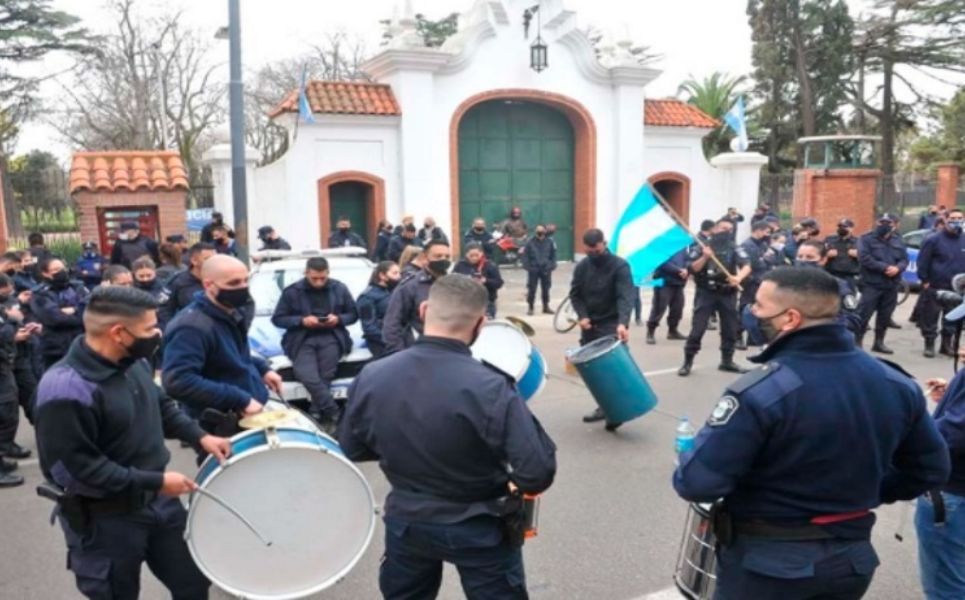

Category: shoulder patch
[842, 293, 858, 310]
[35, 365, 97, 409]
[708, 395, 739, 426]
[735, 247, 749, 259]
[727, 361, 781, 394]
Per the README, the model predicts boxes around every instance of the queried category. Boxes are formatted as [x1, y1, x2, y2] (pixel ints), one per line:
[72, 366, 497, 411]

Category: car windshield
[249, 259, 373, 316]
[904, 231, 926, 249]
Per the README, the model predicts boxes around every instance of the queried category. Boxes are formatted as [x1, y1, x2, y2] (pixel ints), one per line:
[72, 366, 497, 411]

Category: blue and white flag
[608, 183, 694, 285]
[298, 66, 315, 124]
[723, 96, 748, 151]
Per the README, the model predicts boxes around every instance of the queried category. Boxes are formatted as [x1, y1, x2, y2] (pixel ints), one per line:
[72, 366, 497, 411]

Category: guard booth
[792, 135, 882, 235]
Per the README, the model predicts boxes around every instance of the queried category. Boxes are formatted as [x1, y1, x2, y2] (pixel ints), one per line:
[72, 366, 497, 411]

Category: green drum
[566, 336, 658, 423]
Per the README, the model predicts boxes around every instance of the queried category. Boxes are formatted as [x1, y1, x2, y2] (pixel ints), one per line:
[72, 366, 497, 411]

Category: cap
[838, 218, 855, 228]
[165, 234, 186, 243]
[800, 217, 818, 228]
[879, 213, 899, 223]
[120, 222, 138, 231]
[82, 241, 97, 249]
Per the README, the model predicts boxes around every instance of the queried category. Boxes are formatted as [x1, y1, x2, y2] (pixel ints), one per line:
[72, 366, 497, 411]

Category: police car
[902, 228, 928, 289]
[248, 247, 374, 406]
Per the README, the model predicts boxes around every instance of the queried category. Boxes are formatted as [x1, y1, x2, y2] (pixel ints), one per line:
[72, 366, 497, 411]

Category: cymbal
[238, 410, 297, 430]
[505, 316, 536, 337]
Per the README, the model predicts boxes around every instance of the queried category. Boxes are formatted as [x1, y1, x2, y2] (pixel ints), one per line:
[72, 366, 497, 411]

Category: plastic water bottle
[675, 417, 696, 460]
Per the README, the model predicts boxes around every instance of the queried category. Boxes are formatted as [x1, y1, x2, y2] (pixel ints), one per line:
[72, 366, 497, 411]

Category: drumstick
[193, 487, 273, 547]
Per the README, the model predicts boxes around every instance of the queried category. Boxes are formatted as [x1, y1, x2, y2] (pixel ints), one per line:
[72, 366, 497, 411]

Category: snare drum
[471, 320, 547, 401]
[565, 336, 657, 423]
[186, 427, 377, 600]
[673, 503, 717, 600]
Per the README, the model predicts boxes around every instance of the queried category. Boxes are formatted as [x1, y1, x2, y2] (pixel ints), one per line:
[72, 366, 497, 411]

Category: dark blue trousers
[380, 515, 528, 600]
[59, 496, 209, 600]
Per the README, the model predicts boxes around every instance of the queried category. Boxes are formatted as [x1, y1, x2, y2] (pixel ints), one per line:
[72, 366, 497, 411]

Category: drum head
[187, 433, 376, 599]
[471, 321, 532, 380]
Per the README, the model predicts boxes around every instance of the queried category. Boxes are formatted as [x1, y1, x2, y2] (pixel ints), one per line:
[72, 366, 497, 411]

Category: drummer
[339, 274, 557, 599]
[34, 286, 232, 599]
[569, 228, 635, 428]
[673, 267, 949, 599]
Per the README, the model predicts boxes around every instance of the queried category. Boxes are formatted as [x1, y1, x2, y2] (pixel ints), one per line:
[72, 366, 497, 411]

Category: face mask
[473, 226, 484, 233]
[339, 226, 350, 233]
[875, 224, 892, 237]
[424, 224, 432, 229]
[3, 268, 15, 277]
[428, 259, 451, 276]
[215, 286, 251, 309]
[135, 279, 156, 290]
[794, 259, 821, 268]
[536, 231, 545, 238]
[947, 221, 963, 235]
[588, 253, 607, 265]
[386, 278, 400, 290]
[757, 309, 789, 344]
[711, 232, 731, 244]
[0, 294, 9, 304]
[122, 329, 162, 361]
[837, 228, 849, 237]
[50, 271, 69, 288]
[771, 242, 785, 252]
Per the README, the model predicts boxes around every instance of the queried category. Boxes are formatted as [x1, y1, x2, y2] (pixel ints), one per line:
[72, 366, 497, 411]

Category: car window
[903, 231, 925, 249]
[250, 259, 373, 316]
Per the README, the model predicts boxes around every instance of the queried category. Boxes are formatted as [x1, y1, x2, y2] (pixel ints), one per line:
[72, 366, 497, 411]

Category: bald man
[162, 255, 282, 422]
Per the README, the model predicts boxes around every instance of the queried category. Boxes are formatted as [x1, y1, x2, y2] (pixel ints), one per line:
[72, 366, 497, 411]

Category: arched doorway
[648, 172, 691, 224]
[450, 90, 596, 260]
[317, 171, 386, 250]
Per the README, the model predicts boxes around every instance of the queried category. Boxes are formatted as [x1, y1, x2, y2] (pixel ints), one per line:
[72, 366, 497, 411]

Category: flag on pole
[609, 183, 694, 285]
[723, 96, 748, 151]
[297, 66, 315, 125]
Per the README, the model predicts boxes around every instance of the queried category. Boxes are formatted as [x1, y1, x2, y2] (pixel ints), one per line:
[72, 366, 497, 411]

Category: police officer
[75, 241, 107, 289]
[569, 229, 635, 426]
[382, 239, 451, 353]
[645, 248, 689, 344]
[0, 274, 27, 487]
[735, 220, 773, 350]
[823, 218, 860, 293]
[678, 219, 751, 377]
[387, 223, 421, 263]
[674, 267, 950, 600]
[373, 220, 394, 262]
[464, 217, 495, 258]
[327, 217, 366, 248]
[356, 261, 401, 358]
[30, 257, 89, 369]
[418, 216, 449, 246]
[453, 242, 503, 318]
[257, 225, 292, 251]
[271, 256, 358, 429]
[110, 222, 160, 268]
[35, 286, 233, 599]
[916, 208, 965, 358]
[158, 242, 216, 328]
[131, 257, 165, 299]
[338, 274, 556, 599]
[521, 224, 557, 315]
[856, 213, 907, 354]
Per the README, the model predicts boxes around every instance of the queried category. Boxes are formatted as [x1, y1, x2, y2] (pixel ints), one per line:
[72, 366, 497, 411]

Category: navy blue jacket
[933, 368, 965, 496]
[916, 230, 965, 290]
[675, 324, 948, 529]
[338, 336, 556, 523]
[30, 281, 89, 360]
[75, 253, 108, 288]
[740, 236, 772, 283]
[858, 231, 907, 289]
[270, 278, 357, 357]
[919, 212, 941, 230]
[356, 284, 392, 340]
[382, 271, 435, 353]
[463, 228, 495, 258]
[162, 292, 270, 414]
[824, 234, 861, 276]
[654, 249, 689, 287]
[521, 237, 557, 273]
[373, 231, 392, 262]
[328, 230, 365, 249]
[158, 269, 203, 327]
[387, 235, 420, 263]
[453, 258, 503, 302]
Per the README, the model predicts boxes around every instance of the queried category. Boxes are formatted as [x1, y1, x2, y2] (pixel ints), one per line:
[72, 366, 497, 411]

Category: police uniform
[674, 323, 950, 600]
[736, 236, 772, 345]
[338, 336, 557, 599]
[381, 270, 435, 353]
[157, 269, 203, 328]
[856, 227, 907, 349]
[35, 337, 210, 599]
[683, 236, 749, 366]
[915, 227, 965, 355]
[823, 233, 860, 294]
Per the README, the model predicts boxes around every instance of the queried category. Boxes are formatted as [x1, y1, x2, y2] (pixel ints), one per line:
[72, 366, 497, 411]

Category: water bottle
[675, 417, 696, 458]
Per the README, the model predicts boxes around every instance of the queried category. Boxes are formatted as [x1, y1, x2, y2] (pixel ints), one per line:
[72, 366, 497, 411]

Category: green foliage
[909, 87, 965, 172]
[7, 149, 70, 226]
[415, 12, 458, 48]
[678, 72, 746, 159]
[47, 237, 82, 265]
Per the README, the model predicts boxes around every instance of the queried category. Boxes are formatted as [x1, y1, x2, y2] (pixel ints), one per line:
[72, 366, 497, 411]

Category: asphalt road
[0, 263, 945, 599]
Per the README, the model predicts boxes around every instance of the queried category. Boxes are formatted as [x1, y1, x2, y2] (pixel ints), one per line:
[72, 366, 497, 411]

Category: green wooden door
[329, 181, 369, 246]
[458, 100, 574, 258]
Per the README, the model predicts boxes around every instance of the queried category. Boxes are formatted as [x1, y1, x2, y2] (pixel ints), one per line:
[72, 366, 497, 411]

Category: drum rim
[564, 335, 622, 364]
[471, 320, 534, 380]
[186, 438, 378, 600]
[516, 348, 547, 401]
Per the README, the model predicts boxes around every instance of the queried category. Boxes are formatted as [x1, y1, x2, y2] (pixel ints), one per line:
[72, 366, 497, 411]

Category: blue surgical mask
[948, 221, 963, 235]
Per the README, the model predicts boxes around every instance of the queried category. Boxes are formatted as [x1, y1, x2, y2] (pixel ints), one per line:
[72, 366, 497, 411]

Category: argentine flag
[723, 96, 748, 151]
[298, 66, 315, 125]
[609, 183, 694, 285]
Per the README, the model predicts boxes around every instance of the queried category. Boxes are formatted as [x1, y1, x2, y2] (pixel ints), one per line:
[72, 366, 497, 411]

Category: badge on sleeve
[708, 395, 739, 427]
[843, 294, 858, 310]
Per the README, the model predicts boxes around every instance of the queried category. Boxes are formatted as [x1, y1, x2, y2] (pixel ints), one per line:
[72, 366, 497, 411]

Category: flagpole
[644, 180, 739, 281]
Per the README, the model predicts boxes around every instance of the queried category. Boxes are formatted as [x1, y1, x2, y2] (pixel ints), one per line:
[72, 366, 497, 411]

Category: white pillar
[710, 152, 768, 240]
[613, 84, 646, 226]
[202, 140, 261, 245]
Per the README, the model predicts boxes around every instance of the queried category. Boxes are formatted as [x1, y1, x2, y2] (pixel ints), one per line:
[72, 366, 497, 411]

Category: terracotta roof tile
[644, 99, 719, 129]
[268, 81, 401, 119]
[69, 151, 190, 194]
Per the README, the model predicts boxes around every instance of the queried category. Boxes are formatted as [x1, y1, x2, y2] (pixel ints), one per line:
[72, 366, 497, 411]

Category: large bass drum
[673, 502, 717, 600]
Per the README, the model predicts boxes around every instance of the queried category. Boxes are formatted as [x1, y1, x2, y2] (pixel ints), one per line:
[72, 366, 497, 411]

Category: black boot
[734, 334, 747, 351]
[582, 407, 606, 423]
[924, 339, 936, 358]
[646, 325, 656, 345]
[667, 328, 686, 340]
[0, 471, 23, 487]
[888, 319, 902, 330]
[526, 304, 534, 316]
[871, 332, 894, 354]
[542, 304, 554, 315]
[940, 333, 955, 357]
[1, 443, 30, 459]
[719, 353, 747, 374]
[678, 354, 694, 377]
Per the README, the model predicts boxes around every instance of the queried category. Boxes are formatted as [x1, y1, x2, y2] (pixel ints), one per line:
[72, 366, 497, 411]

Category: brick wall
[936, 164, 961, 209]
[75, 190, 188, 245]
[792, 169, 880, 234]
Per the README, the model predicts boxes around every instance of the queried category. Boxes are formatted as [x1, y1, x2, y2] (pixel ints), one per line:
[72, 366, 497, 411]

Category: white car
[248, 247, 374, 405]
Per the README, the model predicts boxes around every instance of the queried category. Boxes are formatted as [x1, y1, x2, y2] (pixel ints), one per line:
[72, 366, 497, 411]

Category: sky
[14, 0, 960, 161]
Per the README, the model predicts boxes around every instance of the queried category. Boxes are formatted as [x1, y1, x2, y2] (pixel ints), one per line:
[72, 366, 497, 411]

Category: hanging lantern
[530, 36, 548, 73]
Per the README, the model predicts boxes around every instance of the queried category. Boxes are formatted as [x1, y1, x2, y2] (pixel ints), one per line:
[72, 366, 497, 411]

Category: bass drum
[673, 503, 717, 600]
[186, 427, 377, 600]
[471, 320, 547, 401]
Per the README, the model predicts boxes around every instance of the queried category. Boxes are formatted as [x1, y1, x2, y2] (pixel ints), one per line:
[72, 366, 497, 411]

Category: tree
[747, 0, 855, 172]
[53, 0, 223, 189]
[7, 149, 67, 226]
[851, 0, 965, 176]
[380, 13, 459, 48]
[677, 72, 747, 159]
[909, 86, 965, 172]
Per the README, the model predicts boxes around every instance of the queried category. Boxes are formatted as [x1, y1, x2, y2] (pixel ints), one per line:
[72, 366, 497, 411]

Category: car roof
[251, 248, 372, 273]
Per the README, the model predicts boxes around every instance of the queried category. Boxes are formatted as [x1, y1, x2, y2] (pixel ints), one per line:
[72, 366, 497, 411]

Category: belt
[83, 491, 158, 515]
[734, 510, 872, 542]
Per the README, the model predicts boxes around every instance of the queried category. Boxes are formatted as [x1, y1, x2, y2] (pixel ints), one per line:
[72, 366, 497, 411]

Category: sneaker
[582, 407, 606, 423]
[2, 443, 30, 459]
[0, 471, 23, 488]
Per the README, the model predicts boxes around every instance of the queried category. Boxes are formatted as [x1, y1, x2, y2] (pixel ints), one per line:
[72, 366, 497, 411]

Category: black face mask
[135, 279, 156, 290]
[588, 253, 608, 265]
[216, 286, 251, 309]
[473, 226, 485, 233]
[0, 294, 9, 304]
[536, 231, 546, 238]
[875, 224, 892, 237]
[3, 268, 15, 277]
[339, 227, 350, 233]
[711, 232, 731, 244]
[123, 329, 162, 361]
[837, 227, 849, 237]
[794, 259, 821, 268]
[49, 271, 69, 289]
[757, 309, 788, 343]
[428, 259, 451, 276]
